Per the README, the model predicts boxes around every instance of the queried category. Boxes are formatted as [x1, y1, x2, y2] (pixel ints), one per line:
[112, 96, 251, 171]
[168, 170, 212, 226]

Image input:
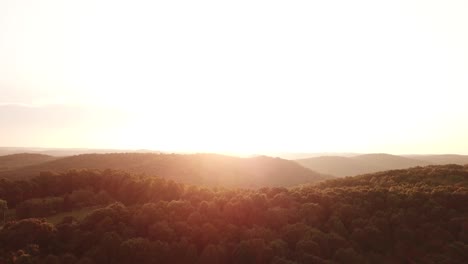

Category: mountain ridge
[0, 153, 331, 188]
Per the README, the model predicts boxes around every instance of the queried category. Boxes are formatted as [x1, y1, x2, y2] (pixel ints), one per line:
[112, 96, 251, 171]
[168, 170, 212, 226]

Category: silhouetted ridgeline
[0, 153, 331, 187]
[0, 165, 467, 263]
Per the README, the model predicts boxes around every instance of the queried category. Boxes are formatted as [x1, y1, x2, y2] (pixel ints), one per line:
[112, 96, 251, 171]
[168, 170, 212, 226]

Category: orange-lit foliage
[0, 165, 467, 263]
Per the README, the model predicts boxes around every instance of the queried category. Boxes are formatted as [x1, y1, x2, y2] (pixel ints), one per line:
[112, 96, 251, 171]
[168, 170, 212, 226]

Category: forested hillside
[0, 153, 330, 187]
[318, 164, 468, 188]
[0, 154, 56, 172]
[0, 165, 466, 263]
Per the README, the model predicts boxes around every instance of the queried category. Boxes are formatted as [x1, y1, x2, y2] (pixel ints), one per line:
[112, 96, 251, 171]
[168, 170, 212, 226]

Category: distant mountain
[265, 152, 359, 160]
[404, 154, 468, 165]
[0, 153, 56, 171]
[0, 153, 331, 187]
[352, 153, 432, 168]
[0, 147, 161, 157]
[296, 153, 432, 177]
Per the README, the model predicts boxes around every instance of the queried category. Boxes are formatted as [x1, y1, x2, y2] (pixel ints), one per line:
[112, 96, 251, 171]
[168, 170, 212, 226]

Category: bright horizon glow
[1, 0, 468, 155]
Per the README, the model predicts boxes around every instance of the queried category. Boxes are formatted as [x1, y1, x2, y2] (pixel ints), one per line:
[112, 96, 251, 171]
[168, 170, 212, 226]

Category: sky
[1, 0, 468, 154]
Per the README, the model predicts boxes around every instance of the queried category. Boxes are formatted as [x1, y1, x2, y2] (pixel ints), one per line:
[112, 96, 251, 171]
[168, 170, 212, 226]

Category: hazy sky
[1, 0, 468, 154]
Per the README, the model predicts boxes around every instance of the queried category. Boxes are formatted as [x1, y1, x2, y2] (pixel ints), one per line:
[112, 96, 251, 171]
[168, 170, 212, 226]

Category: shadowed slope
[296, 153, 431, 177]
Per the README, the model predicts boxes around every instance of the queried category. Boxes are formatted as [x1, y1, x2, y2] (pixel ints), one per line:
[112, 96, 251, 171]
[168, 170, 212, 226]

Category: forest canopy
[0, 164, 467, 263]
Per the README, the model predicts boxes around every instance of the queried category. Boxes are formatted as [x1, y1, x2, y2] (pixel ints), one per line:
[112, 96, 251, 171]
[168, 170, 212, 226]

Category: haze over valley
[1, 0, 468, 263]
[2, 149, 468, 180]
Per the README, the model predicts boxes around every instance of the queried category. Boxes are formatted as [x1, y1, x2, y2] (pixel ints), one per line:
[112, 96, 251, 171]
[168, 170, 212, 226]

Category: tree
[119, 238, 152, 264]
[96, 232, 122, 264]
[0, 218, 57, 250]
[232, 241, 256, 264]
[0, 199, 7, 224]
[199, 244, 226, 264]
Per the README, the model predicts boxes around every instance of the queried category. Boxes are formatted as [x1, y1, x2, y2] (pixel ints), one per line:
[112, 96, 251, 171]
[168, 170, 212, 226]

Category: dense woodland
[0, 164, 467, 263]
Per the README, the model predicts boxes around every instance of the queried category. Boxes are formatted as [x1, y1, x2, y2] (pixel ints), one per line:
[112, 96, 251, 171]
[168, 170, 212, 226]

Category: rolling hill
[317, 163, 468, 188]
[1, 163, 466, 264]
[296, 153, 432, 177]
[404, 154, 468, 165]
[0, 153, 56, 171]
[0, 153, 331, 187]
